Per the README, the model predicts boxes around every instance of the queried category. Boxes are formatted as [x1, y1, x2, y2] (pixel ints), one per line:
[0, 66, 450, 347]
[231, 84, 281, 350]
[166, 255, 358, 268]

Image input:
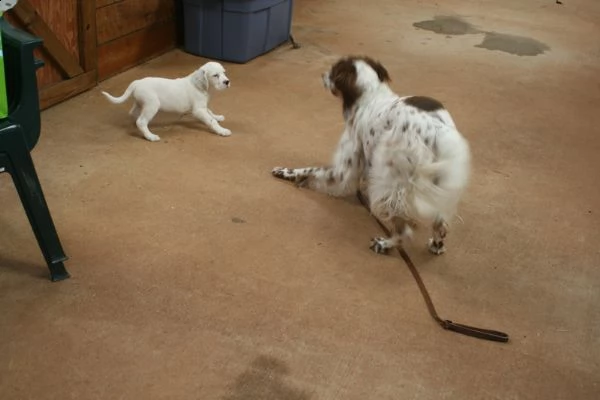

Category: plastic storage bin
[182, 0, 293, 63]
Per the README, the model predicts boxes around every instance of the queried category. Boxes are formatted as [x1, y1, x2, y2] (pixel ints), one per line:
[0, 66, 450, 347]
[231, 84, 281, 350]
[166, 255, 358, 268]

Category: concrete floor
[1, 0, 599, 398]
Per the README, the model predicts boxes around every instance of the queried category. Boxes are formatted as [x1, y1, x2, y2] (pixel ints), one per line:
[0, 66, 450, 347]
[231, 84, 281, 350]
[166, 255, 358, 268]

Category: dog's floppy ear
[363, 57, 391, 82]
[191, 68, 209, 90]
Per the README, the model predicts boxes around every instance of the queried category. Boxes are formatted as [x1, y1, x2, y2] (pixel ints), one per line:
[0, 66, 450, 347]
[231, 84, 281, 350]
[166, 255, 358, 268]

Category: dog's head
[191, 61, 230, 91]
[322, 56, 390, 113]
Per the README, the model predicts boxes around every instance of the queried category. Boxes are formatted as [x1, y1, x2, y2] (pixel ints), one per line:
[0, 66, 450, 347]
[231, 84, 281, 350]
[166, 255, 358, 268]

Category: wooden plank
[78, 0, 97, 74]
[96, 0, 124, 8]
[97, 20, 176, 81]
[39, 71, 96, 110]
[96, 0, 174, 45]
[11, 0, 84, 78]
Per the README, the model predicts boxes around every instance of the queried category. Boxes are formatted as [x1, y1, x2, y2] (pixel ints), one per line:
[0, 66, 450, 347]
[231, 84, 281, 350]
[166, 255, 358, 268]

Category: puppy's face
[195, 62, 230, 91]
[322, 56, 390, 112]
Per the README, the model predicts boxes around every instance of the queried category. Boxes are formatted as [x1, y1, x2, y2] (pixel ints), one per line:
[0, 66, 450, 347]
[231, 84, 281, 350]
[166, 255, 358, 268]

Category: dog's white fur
[101, 61, 231, 142]
[272, 56, 471, 255]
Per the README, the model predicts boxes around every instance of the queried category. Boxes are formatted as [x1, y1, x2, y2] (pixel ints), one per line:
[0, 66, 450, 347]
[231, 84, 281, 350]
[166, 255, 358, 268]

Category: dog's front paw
[272, 167, 295, 182]
[217, 128, 231, 137]
[370, 237, 391, 255]
[427, 238, 446, 255]
[213, 115, 225, 122]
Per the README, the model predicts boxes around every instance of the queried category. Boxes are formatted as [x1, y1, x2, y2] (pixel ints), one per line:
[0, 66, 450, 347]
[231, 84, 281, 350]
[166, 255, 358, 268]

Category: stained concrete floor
[2, 0, 600, 398]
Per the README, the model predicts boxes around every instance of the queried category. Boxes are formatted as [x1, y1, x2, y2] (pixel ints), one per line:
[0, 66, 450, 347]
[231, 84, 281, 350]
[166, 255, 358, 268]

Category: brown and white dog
[272, 55, 471, 255]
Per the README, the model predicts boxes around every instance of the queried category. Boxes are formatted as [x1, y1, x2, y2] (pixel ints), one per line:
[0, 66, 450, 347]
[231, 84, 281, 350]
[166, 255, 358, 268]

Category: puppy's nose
[224, 80, 230, 85]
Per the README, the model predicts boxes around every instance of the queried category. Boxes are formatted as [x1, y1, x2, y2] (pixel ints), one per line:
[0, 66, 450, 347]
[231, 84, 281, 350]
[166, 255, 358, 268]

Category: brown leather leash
[356, 191, 510, 343]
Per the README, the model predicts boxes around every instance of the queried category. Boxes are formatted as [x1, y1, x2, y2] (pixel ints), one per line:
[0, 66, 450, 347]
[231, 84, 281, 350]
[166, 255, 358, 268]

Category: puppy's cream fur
[102, 61, 231, 142]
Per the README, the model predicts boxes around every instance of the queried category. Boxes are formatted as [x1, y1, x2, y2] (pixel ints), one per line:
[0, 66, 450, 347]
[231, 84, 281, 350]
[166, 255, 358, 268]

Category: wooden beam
[96, 0, 175, 45]
[11, 0, 85, 78]
[39, 71, 96, 110]
[97, 20, 176, 81]
[78, 0, 98, 75]
[96, 0, 124, 8]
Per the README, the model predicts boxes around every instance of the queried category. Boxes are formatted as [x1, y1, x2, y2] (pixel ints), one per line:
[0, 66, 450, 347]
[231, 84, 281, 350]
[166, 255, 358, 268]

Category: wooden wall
[3, 0, 177, 109]
[96, 0, 176, 80]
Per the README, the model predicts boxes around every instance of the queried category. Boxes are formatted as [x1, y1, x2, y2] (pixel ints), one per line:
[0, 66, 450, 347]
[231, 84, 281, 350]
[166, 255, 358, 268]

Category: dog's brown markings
[357, 56, 391, 83]
[384, 120, 392, 130]
[330, 58, 360, 114]
[326, 173, 336, 185]
[404, 96, 445, 112]
[402, 122, 409, 132]
[431, 138, 438, 156]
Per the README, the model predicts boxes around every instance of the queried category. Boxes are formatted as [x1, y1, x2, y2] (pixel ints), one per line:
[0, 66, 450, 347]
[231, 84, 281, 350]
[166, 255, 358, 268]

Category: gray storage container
[182, 0, 294, 63]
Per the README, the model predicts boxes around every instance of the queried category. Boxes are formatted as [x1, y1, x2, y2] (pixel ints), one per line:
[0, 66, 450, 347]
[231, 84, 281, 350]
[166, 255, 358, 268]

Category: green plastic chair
[0, 19, 70, 281]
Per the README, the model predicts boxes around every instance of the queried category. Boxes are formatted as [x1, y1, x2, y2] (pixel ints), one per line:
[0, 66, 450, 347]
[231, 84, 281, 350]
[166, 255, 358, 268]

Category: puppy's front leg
[272, 129, 362, 197]
[208, 108, 225, 122]
[193, 108, 231, 136]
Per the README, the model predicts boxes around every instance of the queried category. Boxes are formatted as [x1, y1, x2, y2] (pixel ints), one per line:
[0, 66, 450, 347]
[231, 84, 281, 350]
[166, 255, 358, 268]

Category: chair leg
[4, 137, 70, 282]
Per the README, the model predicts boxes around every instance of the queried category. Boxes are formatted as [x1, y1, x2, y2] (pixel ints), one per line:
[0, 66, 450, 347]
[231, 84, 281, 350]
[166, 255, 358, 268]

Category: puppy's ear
[191, 68, 209, 90]
[364, 57, 390, 82]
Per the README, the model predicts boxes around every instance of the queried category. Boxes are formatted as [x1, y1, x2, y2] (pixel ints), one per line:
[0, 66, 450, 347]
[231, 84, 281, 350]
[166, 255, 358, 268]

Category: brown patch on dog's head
[326, 55, 391, 114]
[357, 56, 391, 83]
[404, 96, 445, 112]
[328, 57, 360, 113]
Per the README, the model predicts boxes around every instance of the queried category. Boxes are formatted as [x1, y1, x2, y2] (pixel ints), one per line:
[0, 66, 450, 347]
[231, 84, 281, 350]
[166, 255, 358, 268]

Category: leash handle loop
[356, 191, 509, 343]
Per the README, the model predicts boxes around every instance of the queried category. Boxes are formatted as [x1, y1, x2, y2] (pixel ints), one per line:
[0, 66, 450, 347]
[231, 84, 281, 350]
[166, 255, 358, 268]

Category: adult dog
[101, 61, 231, 142]
[272, 55, 471, 255]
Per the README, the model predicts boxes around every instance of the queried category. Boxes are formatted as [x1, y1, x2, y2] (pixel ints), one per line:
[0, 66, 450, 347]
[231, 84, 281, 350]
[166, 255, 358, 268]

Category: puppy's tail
[101, 82, 136, 104]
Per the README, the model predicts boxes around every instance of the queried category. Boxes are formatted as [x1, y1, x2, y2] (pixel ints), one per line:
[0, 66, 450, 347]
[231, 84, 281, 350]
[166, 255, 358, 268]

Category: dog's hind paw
[428, 238, 446, 255]
[217, 128, 231, 136]
[145, 134, 161, 142]
[369, 237, 391, 255]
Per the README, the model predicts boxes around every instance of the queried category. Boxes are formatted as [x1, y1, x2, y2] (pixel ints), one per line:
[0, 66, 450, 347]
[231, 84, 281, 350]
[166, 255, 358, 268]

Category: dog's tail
[369, 133, 471, 222]
[101, 81, 137, 104]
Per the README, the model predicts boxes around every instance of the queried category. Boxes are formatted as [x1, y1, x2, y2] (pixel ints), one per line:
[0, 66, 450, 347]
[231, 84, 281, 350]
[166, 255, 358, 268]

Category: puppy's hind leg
[193, 108, 231, 136]
[428, 216, 448, 255]
[135, 103, 161, 142]
[208, 108, 225, 122]
[129, 102, 141, 120]
[370, 217, 414, 255]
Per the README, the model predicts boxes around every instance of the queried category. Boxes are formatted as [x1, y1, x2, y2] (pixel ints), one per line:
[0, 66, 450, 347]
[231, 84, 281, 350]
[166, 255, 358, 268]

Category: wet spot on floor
[231, 217, 246, 224]
[413, 15, 550, 56]
[475, 32, 550, 56]
[413, 16, 479, 35]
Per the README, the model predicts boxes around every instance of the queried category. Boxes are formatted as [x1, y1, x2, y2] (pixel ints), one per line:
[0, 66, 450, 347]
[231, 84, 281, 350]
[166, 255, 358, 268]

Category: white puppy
[272, 55, 471, 255]
[101, 61, 231, 142]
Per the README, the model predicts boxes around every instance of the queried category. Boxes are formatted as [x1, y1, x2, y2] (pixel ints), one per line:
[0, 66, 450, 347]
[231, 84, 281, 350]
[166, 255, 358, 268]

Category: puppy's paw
[369, 237, 391, 255]
[217, 128, 232, 137]
[213, 115, 225, 122]
[145, 134, 161, 142]
[427, 238, 446, 255]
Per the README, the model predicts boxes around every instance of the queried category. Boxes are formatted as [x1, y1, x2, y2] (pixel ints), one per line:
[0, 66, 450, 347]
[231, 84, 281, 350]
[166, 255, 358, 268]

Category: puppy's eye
[213, 74, 219, 77]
